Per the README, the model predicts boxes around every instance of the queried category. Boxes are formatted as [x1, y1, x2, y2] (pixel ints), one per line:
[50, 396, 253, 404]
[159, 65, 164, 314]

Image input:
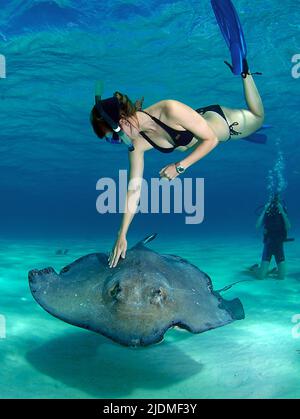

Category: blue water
[0, 0, 300, 399]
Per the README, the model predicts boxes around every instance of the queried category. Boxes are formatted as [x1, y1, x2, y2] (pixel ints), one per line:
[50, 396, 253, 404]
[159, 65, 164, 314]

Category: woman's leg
[242, 74, 265, 119]
[222, 74, 265, 139]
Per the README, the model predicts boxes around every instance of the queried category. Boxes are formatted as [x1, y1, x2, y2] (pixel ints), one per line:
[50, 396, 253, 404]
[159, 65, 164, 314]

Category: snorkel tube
[94, 81, 135, 152]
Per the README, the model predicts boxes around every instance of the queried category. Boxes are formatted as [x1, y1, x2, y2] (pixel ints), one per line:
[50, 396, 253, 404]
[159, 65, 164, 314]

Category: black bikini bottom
[196, 104, 241, 140]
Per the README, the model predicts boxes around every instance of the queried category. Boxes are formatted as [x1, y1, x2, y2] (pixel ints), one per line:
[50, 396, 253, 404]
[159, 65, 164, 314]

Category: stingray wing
[160, 254, 244, 333]
[29, 253, 112, 332]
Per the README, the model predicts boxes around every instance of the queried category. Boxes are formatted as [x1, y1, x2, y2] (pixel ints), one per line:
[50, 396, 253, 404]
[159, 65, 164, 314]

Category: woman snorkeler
[90, 69, 264, 268]
[90, 0, 265, 267]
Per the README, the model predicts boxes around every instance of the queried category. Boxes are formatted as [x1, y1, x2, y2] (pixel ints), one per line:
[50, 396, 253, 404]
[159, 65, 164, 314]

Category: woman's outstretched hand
[108, 234, 127, 268]
[159, 164, 179, 181]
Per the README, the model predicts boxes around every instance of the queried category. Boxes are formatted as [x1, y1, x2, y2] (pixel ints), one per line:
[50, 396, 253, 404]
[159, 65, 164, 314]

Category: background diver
[251, 194, 291, 280]
[90, 0, 266, 267]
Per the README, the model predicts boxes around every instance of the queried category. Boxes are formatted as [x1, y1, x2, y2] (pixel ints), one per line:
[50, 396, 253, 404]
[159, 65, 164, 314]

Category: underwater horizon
[0, 0, 300, 399]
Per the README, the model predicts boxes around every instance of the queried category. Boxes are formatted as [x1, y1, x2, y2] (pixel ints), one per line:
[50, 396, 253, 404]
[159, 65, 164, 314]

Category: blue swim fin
[211, 0, 249, 77]
[242, 125, 271, 145]
[243, 133, 267, 145]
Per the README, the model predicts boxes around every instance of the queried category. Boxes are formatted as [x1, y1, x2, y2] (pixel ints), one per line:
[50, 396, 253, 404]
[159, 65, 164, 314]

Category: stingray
[28, 234, 244, 347]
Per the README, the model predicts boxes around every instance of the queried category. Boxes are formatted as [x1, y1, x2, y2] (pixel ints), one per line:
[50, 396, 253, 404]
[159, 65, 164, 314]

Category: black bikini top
[138, 110, 194, 153]
[138, 105, 241, 153]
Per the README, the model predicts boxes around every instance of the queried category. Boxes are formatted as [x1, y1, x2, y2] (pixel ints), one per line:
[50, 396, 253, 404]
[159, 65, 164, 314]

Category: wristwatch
[175, 162, 186, 175]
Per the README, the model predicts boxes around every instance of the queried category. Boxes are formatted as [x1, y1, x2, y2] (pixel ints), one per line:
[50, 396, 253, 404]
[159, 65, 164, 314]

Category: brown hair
[90, 91, 144, 139]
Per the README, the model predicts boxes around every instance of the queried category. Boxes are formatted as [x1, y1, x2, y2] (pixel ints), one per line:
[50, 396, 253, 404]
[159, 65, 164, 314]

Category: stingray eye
[150, 287, 167, 306]
[152, 288, 166, 300]
[61, 266, 70, 273]
[109, 283, 121, 299]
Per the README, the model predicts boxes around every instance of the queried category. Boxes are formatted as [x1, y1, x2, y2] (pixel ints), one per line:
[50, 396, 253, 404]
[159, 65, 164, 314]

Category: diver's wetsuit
[262, 208, 287, 264]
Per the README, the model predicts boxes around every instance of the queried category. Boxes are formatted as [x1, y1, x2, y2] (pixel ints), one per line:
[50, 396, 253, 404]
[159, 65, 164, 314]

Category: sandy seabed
[0, 234, 299, 399]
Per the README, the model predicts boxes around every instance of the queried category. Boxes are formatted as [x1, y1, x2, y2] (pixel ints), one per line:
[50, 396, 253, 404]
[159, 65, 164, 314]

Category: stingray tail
[217, 279, 257, 293]
[134, 233, 158, 248]
[142, 233, 157, 244]
[142, 233, 158, 244]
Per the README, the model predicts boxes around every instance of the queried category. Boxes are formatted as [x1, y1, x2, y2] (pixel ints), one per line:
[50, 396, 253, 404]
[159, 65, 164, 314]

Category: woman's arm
[180, 137, 219, 170]
[159, 101, 219, 179]
[119, 148, 145, 236]
[168, 101, 219, 168]
[108, 146, 145, 268]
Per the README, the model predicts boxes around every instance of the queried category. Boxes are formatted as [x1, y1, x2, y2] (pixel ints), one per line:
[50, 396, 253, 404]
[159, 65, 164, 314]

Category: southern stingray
[28, 234, 244, 347]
